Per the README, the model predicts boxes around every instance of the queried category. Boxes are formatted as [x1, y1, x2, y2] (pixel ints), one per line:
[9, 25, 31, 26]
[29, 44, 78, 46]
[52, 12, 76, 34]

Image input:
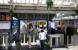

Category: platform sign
[0, 21, 10, 29]
[0, 21, 11, 33]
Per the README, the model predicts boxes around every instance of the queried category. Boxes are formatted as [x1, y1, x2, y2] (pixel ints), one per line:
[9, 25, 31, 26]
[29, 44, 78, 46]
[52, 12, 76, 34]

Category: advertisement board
[0, 21, 10, 29]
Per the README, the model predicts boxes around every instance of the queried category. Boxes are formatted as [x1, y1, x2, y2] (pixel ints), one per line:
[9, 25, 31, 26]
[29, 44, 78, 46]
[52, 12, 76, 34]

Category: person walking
[39, 29, 47, 50]
[66, 26, 74, 44]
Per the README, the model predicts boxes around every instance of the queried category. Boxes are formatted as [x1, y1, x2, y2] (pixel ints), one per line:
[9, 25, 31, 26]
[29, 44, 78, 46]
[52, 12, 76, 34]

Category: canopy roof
[0, 0, 77, 6]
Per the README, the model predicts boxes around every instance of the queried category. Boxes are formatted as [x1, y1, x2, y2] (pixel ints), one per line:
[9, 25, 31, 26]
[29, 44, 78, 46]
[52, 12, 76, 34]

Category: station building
[0, 0, 78, 50]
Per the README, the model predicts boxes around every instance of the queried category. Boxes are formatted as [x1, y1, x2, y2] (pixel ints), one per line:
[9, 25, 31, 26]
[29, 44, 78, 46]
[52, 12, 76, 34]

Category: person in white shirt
[39, 29, 47, 50]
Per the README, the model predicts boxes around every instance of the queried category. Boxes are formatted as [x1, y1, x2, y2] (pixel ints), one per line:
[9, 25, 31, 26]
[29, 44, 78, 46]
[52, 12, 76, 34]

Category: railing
[1, 33, 38, 47]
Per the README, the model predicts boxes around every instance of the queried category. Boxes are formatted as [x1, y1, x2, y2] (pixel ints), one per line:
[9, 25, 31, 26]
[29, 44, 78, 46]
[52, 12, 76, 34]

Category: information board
[0, 21, 10, 29]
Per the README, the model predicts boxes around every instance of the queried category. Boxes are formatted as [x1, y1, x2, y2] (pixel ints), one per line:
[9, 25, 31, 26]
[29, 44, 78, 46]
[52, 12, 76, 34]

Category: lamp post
[46, 0, 53, 50]
[8, 5, 14, 50]
[46, 0, 53, 10]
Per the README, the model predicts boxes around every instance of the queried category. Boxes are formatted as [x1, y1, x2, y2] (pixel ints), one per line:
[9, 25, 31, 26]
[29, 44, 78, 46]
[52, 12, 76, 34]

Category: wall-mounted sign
[0, 15, 12, 21]
[0, 21, 10, 29]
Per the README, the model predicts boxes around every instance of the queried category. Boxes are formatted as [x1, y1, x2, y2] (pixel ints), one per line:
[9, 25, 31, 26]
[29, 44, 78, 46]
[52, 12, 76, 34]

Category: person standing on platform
[28, 23, 33, 48]
[66, 26, 74, 44]
[39, 29, 47, 50]
[14, 28, 21, 50]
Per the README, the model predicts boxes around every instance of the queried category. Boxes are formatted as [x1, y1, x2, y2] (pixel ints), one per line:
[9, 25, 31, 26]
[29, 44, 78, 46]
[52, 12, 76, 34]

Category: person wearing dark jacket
[66, 26, 74, 44]
[14, 28, 21, 50]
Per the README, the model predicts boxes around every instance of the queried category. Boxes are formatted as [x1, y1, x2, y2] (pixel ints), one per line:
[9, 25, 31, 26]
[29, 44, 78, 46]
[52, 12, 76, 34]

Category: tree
[75, 10, 78, 15]
[46, 0, 54, 20]
[46, 0, 53, 10]
[9, 5, 16, 18]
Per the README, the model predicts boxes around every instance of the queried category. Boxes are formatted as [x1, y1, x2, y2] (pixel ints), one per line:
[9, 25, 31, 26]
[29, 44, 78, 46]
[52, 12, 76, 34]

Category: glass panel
[30, 0, 33, 3]
[0, 0, 10, 4]
[4, 0, 9, 3]
[17, 0, 21, 3]
[41, 0, 46, 4]
[13, 0, 17, 3]
[39, 0, 42, 3]
[0, 0, 3, 4]
[11, 0, 50, 4]
[21, 0, 26, 3]
[0, 0, 76, 5]
[26, 0, 29, 3]
[53, 0, 58, 4]
[33, 0, 37, 4]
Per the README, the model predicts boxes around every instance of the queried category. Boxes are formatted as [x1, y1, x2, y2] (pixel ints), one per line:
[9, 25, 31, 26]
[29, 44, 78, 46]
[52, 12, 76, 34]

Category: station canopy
[0, 0, 77, 6]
